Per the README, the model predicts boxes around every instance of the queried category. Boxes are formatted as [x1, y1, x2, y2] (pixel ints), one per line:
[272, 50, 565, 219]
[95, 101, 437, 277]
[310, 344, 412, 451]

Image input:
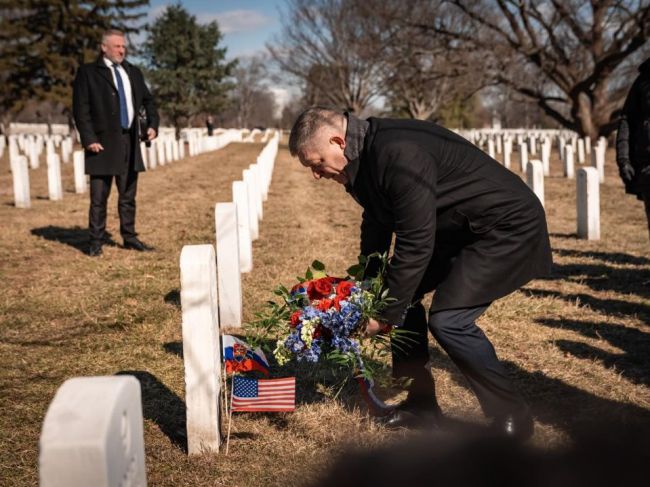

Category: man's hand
[365, 318, 390, 337]
[619, 160, 635, 183]
[147, 128, 157, 141]
[87, 143, 104, 153]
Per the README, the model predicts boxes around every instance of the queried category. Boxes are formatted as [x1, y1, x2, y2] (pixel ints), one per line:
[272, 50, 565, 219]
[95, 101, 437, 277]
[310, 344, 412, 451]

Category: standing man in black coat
[289, 107, 553, 441]
[616, 58, 650, 240]
[73, 29, 159, 256]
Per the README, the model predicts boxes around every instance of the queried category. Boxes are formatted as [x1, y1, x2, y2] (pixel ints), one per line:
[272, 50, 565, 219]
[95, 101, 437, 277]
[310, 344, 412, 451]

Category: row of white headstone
[8, 128, 252, 209]
[180, 131, 280, 456]
[459, 129, 607, 240]
[460, 128, 608, 182]
[38, 132, 281, 486]
[459, 129, 603, 241]
[524, 160, 600, 240]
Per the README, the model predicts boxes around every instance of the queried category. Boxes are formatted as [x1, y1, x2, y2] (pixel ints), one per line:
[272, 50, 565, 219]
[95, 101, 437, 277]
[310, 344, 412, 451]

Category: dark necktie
[112, 63, 129, 129]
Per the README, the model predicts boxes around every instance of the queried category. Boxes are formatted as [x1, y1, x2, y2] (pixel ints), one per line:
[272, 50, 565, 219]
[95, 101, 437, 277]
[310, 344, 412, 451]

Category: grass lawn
[0, 136, 648, 486]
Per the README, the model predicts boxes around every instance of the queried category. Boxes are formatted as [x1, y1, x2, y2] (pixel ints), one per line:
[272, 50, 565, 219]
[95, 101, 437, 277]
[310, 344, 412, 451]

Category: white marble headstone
[180, 245, 222, 455]
[11, 155, 31, 208]
[577, 167, 600, 240]
[215, 203, 243, 328]
[73, 151, 86, 194]
[232, 182, 253, 273]
[526, 159, 545, 207]
[563, 145, 575, 179]
[39, 375, 147, 487]
[242, 170, 259, 241]
[47, 153, 63, 201]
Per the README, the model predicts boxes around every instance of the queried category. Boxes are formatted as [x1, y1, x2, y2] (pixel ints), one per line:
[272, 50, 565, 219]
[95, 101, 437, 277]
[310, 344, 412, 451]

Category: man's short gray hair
[289, 106, 344, 156]
[102, 29, 125, 43]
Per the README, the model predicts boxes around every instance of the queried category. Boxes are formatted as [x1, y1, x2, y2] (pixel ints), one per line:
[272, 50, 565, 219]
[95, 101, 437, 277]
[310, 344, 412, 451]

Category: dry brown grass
[0, 138, 649, 486]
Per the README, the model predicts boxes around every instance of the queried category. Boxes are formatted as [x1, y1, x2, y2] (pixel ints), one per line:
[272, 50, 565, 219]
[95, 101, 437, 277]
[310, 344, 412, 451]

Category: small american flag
[232, 376, 295, 412]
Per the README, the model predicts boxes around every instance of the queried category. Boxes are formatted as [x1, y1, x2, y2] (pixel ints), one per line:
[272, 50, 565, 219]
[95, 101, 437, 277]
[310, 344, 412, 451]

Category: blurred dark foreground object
[307, 424, 649, 487]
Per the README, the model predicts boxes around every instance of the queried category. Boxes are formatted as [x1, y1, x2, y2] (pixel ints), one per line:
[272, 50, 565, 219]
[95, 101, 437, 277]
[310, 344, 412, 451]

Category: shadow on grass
[553, 248, 650, 266]
[30, 225, 117, 254]
[536, 318, 650, 387]
[163, 341, 183, 358]
[541, 262, 650, 298]
[164, 289, 181, 308]
[426, 347, 650, 437]
[117, 370, 187, 453]
[522, 287, 650, 322]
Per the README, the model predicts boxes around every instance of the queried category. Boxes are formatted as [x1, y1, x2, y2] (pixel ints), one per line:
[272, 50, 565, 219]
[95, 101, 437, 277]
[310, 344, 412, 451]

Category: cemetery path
[1, 139, 649, 486]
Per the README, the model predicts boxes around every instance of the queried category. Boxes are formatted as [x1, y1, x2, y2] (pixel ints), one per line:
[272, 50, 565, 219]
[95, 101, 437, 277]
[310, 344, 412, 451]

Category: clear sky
[147, 0, 285, 61]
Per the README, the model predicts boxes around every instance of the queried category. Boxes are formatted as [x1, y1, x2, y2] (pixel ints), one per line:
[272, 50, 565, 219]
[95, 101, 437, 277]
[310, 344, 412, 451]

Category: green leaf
[311, 260, 325, 271]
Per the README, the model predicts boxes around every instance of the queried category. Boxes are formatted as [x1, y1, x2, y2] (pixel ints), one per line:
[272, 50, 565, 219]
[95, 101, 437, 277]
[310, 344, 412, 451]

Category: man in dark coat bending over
[289, 107, 552, 441]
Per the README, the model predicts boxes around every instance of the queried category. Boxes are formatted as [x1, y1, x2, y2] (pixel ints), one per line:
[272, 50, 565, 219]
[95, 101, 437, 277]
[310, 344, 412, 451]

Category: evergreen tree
[0, 0, 147, 125]
[141, 4, 235, 135]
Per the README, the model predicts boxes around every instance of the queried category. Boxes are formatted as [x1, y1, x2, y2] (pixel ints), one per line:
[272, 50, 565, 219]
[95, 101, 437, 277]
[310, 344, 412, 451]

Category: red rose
[317, 298, 333, 311]
[314, 278, 333, 296]
[336, 280, 355, 298]
[313, 325, 323, 338]
[308, 278, 333, 300]
[290, 310, 302, 328]
[332, 296, 342, 311]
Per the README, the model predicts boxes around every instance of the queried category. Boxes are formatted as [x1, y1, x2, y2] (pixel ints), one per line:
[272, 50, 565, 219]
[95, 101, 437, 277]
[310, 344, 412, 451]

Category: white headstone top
[39, 375, 147, 487]
[180, 245, 222, 455]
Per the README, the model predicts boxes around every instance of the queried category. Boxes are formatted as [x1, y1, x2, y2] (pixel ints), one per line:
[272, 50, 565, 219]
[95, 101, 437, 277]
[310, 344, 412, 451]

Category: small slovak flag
[222, 335, 270, 375]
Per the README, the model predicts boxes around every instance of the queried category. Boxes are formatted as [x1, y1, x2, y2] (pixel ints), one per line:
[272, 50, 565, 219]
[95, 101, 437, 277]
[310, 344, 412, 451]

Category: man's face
[102, 35, 127, 64]
[298, 134, 349, 185]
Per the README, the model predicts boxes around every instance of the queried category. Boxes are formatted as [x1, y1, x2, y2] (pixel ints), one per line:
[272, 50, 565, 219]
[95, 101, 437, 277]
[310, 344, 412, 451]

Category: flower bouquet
[246, 253, 408, 378]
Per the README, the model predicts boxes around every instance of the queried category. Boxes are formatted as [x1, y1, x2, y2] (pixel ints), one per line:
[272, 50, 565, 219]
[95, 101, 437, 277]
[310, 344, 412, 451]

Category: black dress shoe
[491, 410, 534, 441]
[123, 238, 154, 252]
[380, 401, 442, 430]
[88, 243, 103, 257]
[381, 409, 423, 430]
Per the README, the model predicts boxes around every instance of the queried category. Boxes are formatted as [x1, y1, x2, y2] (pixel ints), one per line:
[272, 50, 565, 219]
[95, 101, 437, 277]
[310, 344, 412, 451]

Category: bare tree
[355, 1, 481, 120]
[417, 0, 649, 137]
[268, 0, 390, 113]
[230, 56, 269, 127]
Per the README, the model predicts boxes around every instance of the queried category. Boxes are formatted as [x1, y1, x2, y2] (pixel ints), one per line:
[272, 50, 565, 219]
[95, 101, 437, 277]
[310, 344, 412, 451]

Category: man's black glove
[618, 160, 635, 184]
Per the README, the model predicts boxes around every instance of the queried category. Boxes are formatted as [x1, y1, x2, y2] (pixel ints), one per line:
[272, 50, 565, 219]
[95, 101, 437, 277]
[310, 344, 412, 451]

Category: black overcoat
[347, 118, 552, 325]
[616, 57, 650, 196]
[73, 57, 159, 175]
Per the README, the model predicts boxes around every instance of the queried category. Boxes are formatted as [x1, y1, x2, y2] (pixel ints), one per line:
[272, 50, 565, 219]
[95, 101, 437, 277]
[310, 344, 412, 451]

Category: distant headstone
[242, 170, 259, 241]
[577, 138, 585, 164]
[577, 167, 600, 240]
[519, 142, 528, 172]
[147, 144, 157, 169]
[73, 151, 86, 194]
[541, 138, 551, 176]
[529, 135, 536, 155]
[47, 153, 63, 200]
[180, 245, 222, 455]
[487, 138, 495, 159]
[215, 203, 242, 328]
[563, 145, 575, 179]
[526, 159, 545, 207]
[591, 141, 606, 183]
[39, 375, 147, 487]
[232, 182, 253, 273]
[11, 155, 31, 208]
[503, 138, 512, 169]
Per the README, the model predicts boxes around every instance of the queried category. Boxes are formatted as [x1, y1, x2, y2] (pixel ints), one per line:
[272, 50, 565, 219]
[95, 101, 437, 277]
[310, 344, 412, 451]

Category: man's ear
[330, 135, 345, 149]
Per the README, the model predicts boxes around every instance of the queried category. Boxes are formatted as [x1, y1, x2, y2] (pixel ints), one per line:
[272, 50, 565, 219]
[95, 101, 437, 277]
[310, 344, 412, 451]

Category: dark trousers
[392, 300, 527, 418]
[88, 132, 138, 244]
